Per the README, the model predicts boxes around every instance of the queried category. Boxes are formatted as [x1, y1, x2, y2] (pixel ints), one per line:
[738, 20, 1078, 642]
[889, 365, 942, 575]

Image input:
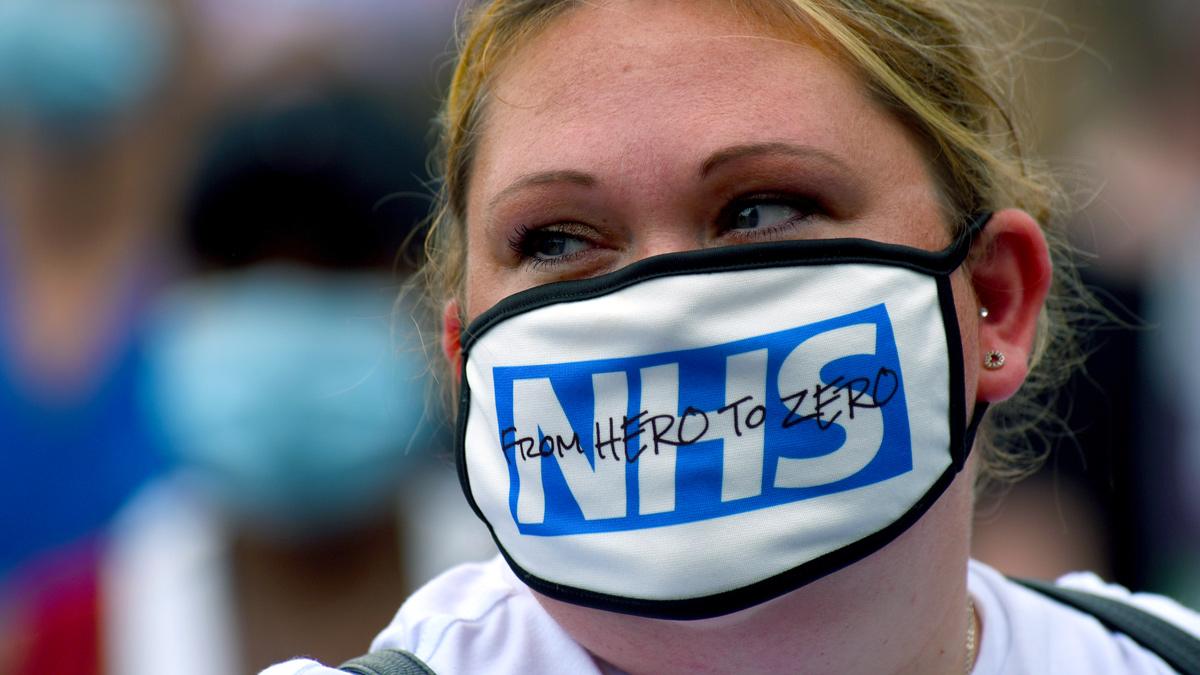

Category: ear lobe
[969, 208, 1053, 403]
[442, 299, 464, 379]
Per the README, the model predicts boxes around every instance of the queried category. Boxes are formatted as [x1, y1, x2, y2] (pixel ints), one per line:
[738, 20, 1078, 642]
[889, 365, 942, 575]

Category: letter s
[773, 324, 884, 488]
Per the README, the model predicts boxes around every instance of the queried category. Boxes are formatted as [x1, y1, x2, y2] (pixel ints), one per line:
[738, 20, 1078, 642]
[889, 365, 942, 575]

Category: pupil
[540, 235, 567, 257]
[736, 205, 760, 230]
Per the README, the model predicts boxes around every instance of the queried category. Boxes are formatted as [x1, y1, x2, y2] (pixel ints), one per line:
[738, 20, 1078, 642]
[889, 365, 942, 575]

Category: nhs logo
[490, 303, 912, 536]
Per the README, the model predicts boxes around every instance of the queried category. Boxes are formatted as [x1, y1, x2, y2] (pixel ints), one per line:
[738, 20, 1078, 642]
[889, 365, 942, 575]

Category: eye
[720, 195, 818, 237]
[733, 203, 798, 230]
[508, 224, 595, 267]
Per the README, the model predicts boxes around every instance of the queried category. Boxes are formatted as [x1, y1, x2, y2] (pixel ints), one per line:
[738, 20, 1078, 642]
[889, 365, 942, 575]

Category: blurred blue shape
[0, 277, 171, 580]
[0, 0, 169, 136]
[142, 265, 436, 539]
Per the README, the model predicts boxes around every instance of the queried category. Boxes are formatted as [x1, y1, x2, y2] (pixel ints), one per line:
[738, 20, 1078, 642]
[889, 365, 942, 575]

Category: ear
[441, 299, 464, 380]
[970, 208, 1053, 403]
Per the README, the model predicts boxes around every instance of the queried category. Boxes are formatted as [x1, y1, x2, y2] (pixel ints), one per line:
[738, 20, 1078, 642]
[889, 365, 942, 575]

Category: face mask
[0, 0, 169, 138]
[456, 215, 990, 619]
[145, 265, 437, 538]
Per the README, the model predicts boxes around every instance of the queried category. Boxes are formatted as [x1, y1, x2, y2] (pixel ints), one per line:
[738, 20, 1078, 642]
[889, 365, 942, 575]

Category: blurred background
[968, 0, 1200, 613]
[0, 0, 1195, 673]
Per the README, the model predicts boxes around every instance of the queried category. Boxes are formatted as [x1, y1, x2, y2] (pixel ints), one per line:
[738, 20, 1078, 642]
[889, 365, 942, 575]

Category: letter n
[511, 375, 628, 524]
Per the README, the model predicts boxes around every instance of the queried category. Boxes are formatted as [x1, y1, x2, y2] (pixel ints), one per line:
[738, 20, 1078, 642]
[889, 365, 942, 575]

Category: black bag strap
[1015, 577, 1200, 675]
[339, 649, 437, 675]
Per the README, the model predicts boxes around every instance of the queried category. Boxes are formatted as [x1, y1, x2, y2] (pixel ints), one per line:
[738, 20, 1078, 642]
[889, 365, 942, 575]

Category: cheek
[461, 246, 490, 323]
[950, 269, 981, 401]
[459, 215, 492, 316]
[461, 235, 519, 324]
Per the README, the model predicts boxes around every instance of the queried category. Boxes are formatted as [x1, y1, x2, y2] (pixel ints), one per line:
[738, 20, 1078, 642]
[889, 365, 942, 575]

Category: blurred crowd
[0, 0, 1196, 673]
[970, 0, 1200, 611]
[0, 1, 495, 673]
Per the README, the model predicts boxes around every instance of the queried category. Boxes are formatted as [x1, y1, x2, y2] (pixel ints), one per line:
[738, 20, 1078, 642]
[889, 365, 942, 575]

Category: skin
[443, 2, 1052, 673]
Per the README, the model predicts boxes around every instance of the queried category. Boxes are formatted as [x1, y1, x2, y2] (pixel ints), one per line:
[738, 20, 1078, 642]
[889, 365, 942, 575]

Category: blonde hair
[421, 0, 1089, 486]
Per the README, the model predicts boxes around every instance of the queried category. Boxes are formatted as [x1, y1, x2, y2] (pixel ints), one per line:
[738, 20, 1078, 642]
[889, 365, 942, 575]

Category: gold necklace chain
[964, 597, 978, 674]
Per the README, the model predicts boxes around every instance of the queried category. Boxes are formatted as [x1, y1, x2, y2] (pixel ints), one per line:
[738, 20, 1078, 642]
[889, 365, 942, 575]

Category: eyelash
[507, 192, 823, 268]
[507, 224, 595, 269]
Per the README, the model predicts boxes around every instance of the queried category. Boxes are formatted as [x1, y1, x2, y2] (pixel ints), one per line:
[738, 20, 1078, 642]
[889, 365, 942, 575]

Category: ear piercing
[983, 350, 1006, 369]
[980, 309, 1003, 368]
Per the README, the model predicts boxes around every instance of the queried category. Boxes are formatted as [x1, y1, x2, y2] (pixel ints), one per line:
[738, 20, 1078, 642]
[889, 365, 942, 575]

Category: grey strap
[339, 649, 437, 675]
[1015, 577, 1200, 675]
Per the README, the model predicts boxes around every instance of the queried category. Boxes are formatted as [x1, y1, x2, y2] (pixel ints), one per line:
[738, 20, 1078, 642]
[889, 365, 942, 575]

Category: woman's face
[452, 1, 1008, 659]
[460, 1, 961, 324]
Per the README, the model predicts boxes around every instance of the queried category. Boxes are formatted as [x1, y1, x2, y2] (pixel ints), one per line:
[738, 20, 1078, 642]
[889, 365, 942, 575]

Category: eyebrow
[489, 169, 597, 209]
[699, 142, 851, 178]
[488, 142, 852, 209]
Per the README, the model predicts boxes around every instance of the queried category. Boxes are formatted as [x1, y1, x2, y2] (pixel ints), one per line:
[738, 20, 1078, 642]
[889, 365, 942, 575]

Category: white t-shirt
[262, 557, 1200, 675]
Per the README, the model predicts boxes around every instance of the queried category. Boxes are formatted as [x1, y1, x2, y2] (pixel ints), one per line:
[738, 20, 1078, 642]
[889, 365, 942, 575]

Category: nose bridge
[611, 139, 705, 261]
[633, 222, 706, 261]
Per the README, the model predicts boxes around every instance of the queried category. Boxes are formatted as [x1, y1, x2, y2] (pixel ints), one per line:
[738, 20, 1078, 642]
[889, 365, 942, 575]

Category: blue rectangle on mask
[490, 303, 913, 536]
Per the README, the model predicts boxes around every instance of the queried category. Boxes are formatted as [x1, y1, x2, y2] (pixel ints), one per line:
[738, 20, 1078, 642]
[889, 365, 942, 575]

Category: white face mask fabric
[456, 214, 990, 620]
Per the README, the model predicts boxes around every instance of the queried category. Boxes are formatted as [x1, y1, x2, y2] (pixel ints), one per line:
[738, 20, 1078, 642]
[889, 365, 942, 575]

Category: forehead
[468, 1, 933, 214]
[489, 2, 844, 130]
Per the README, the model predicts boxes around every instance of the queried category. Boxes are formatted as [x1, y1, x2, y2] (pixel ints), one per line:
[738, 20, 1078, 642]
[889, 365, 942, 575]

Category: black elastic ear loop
[952, 211, 993, 472]
[963, 211, 991, 238]
[943, 211, 992, 269]
[956, 402, 989, 472]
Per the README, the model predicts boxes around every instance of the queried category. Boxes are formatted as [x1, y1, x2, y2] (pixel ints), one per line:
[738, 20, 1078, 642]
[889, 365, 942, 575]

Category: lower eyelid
[526, 253, 580, 270]
[523, 249, 617, 279]
[721, 214, 814, 241]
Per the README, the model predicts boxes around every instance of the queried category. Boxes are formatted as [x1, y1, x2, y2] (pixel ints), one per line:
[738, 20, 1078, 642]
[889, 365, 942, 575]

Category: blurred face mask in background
[0, 0, 170, 139]
[144, 265, 438, 539]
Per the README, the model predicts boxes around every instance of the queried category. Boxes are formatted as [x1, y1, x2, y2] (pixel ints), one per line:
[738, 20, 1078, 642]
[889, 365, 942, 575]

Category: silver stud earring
[979, 307, 990, 319]
[983, 350, 1005, 369]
